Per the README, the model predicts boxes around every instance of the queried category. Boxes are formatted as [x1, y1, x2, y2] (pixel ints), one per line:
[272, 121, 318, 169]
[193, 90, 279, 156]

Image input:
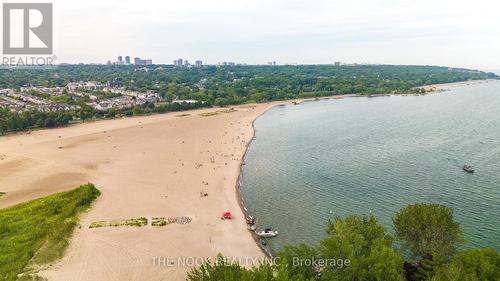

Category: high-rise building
[125, 56, 131, 64]
[218, 62, 236, 66]
[195, 60, 203, 67]
[117, 56, 123, 63]
[133, 57, 153, 65]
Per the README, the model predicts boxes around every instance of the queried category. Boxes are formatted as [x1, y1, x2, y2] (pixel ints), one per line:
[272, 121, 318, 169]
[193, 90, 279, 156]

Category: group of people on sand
[200, 180, 209, 197]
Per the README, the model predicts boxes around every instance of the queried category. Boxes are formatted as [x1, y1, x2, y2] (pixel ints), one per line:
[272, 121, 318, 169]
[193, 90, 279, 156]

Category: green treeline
[0, 64, 498, 134]
[187, 203, 500, 281]
[0, 184, 100, 281]
[1, 64, 497, 102]
[0, 101, 207, 134]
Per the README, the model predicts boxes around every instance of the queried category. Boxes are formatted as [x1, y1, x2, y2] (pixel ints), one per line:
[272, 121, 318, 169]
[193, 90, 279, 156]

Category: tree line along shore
[186, 203, 499, 281]
[1, 64, 498, 134]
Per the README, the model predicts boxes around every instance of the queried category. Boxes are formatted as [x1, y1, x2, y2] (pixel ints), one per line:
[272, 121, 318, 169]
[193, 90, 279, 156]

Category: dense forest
[0, 64, 497, 134]
[187, 204, 499, 281]
[1, 64, 497, 103]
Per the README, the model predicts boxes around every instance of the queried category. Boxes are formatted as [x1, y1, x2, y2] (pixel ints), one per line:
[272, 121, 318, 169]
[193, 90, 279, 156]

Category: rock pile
[175, 216, 192, 225]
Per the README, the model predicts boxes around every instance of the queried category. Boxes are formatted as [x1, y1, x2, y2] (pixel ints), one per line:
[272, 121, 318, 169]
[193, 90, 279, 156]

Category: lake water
[240, 80, 500, 252]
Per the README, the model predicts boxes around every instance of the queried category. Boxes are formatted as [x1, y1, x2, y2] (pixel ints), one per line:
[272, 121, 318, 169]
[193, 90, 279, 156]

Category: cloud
[52, 0, 500, 70]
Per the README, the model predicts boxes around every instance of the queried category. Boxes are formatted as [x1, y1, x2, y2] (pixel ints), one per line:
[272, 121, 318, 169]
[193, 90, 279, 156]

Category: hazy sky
[49, 0, 499, 70]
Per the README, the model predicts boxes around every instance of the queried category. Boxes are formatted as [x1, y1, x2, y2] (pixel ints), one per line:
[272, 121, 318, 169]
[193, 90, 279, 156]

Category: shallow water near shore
[241, 81, 500, 252]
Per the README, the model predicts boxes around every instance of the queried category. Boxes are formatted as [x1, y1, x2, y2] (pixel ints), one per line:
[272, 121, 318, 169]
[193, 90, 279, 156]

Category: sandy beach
[1, 79, 494, 280]
[0, 103, 282, 280]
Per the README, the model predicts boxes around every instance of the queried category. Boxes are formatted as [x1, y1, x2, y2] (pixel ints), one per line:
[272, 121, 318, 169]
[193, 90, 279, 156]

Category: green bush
[0, 184, 100, 281]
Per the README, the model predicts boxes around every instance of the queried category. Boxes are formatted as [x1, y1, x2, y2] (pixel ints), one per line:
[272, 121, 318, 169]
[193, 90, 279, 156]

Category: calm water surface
[241, 81, 500, 252]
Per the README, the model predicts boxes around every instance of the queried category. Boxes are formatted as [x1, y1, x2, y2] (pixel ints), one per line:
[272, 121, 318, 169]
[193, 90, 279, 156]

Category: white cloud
[51, 0, 500, 70]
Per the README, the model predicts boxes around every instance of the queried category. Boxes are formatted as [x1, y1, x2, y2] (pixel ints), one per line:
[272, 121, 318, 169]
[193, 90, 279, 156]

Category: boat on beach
[246, 216, 257, 231]
[256, 228, 278, 237]
[245, 216, 255, 225]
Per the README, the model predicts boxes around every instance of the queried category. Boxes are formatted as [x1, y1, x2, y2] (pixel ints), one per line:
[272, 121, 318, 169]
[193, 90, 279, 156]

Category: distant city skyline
[47, 0, 500, 71]
[81, 57, 500, 75]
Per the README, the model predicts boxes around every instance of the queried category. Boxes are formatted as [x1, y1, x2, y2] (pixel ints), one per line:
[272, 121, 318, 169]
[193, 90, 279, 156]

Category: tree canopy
[319, 215, 405, 281]
[433, 249, 500, 281]
[393, 203, 463, 260]
[187, 204, 498, 281]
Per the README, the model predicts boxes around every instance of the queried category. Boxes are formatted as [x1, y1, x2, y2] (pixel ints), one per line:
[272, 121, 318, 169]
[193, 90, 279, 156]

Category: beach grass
[151, 217, 176, 227]
[89, 217, 148, 228]
[199, 109, 237, 117]
[0, 184, 100, 281]
[199, 112, 220, 117]
[0, 192, 5, 198]
[217, 108, 238, 114]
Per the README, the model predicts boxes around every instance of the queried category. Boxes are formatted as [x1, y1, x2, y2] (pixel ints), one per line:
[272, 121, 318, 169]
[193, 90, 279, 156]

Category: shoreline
[2, 78, 496, 138]
[234, 79, 500, 257]
[234, 102, 283, 258]
[0, 79, 497, 279]
[415, 78, 497, 93]
[230, 79, 499, 257]
[0, 102, 288, 281]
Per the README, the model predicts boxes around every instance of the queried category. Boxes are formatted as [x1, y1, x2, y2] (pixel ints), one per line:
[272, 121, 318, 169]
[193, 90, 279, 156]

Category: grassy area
[199, 111, 220, 117]
[0, 184, 100, 281]
[89, 217, 148, 228]
[198, 108, 236, 117]
[217, 108, 238, 114]
[151, 217, 175, 227]
[0, 192, 5, 198]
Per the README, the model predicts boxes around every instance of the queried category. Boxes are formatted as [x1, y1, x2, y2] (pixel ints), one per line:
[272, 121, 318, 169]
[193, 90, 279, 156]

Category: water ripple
[241, 81, 500, 252]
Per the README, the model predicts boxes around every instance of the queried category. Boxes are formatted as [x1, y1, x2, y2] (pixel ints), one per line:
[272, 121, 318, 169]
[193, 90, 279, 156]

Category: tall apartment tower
[125, 56, 131, 64]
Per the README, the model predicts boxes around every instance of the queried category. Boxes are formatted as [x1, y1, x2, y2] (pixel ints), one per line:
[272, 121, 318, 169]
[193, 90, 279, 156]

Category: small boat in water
[247, 224, 257, 231]
[463, 165, 474, 173]
[245, 216, 255, 225]
[256, 228, 278, 238]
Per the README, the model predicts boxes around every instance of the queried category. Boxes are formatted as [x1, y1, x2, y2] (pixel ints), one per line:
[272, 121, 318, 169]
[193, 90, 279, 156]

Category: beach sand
[417, 79, 494, 92]
[0, 103, 280, 280]
[2, 78, 483, 280]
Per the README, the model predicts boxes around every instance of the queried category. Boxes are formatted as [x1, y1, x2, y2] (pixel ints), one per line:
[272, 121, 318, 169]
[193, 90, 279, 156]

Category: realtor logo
[2, 3, 53, 54]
